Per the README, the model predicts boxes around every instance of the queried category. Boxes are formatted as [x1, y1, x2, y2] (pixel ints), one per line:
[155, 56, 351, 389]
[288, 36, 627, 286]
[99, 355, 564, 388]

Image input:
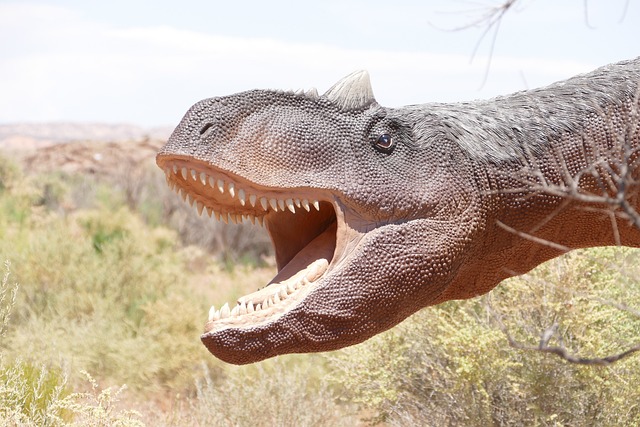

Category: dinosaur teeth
[167, 164, 324, 224]
[285, 198, 295, 213]
[206, 259, 329, 325]
[220, 303, 230, 319]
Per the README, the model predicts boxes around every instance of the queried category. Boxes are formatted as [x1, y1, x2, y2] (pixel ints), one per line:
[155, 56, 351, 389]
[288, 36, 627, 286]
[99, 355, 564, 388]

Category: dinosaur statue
[156, 58, 640, 365]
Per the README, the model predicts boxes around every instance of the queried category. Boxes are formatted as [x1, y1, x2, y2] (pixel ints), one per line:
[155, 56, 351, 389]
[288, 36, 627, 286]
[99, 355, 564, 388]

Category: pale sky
[0, 0, 638, 127]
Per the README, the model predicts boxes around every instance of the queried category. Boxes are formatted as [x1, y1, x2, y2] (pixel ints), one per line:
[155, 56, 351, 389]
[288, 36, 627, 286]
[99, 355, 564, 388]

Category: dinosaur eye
[374, 134, 394, 152]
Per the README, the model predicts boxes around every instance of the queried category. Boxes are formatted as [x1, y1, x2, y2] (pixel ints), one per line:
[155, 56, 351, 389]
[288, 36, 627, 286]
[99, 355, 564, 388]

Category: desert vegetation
[1, 142, 639, 426]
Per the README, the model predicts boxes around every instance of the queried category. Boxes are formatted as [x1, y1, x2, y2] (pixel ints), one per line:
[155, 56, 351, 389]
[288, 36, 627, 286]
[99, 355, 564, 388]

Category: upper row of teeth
[164, 166, 321, 217]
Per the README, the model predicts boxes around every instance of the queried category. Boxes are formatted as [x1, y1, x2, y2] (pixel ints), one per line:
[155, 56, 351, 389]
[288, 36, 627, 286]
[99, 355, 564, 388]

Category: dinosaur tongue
[238, 221, 335, 305]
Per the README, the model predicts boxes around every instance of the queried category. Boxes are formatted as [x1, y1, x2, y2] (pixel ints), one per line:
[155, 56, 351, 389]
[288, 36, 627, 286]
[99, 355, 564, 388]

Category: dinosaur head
[156, 72, 481, 364]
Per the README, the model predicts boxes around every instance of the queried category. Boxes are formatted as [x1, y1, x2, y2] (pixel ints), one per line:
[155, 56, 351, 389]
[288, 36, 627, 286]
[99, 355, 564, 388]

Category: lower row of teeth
[207, 277, 310, 321]
[208, 259, 329, 322]
[164, 166, 321, 224]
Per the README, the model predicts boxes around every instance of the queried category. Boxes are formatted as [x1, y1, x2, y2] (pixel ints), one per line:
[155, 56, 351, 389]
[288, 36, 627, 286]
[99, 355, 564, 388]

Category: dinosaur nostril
[200, 123, 214, 136]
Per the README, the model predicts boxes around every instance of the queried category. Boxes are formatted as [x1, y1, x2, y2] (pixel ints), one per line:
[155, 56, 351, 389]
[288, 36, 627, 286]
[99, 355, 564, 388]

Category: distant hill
[0, 122, 173, 151]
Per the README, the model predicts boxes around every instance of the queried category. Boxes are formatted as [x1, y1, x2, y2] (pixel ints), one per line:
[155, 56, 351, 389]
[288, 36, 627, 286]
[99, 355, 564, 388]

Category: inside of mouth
[159, 157, 339, 326]
[240, 217, 337, 305]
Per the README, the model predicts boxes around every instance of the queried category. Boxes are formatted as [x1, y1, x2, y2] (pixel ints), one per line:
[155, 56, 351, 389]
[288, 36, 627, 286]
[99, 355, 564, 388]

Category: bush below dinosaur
[333, 248, 640, 426]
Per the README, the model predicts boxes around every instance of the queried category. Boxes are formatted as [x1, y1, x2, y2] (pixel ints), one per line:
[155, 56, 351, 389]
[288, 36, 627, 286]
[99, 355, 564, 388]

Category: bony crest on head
[323, 70, 377, 111]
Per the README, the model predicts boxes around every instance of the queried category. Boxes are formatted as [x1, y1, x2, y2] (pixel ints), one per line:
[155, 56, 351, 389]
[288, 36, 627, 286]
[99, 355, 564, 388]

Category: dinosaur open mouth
[156, 155, 342, 333]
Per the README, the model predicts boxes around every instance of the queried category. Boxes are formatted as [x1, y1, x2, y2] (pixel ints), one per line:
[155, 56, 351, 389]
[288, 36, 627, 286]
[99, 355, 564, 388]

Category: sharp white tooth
[228, 182, 235, 198]
[249, 194, 257, 207]
[257, 216, 264, 226]
[285, 199, 295, 213]
[214, 210, 221, 221]
[287, 282, 296, 294]
[164, 168, 170, 178]
[260, 197, 269, 211]
[278, 199, 285, 211]
[231, 305, 240, 316]
[181, 190, 188, 202]
[294, 198, 301, 208]
[196, 201, 205, 216]
[181, 167, 188, 180]
[191, 169, 198, 181]
[279, 287, 287, 299]
[301, 199, 310, 212]
[208, 176, 216, 188]
[238, 189, 246, 206]
[273, 292, 280, 304]
[217, 179, 225, 193]
[187, 194, 194, 206]
[229, 214, 238, 224]
[249, 215, 256, 225]
[247, 301, 254, 313]
[269, 198, 278, 211]
[312, 200, 320, 210]
[262, 298, 270, 308]
[172, 165, 178, 174]
[255, 303, 262, 311]
[220, 303, 230, 318]
[221, 213, 229, 224]
[206, 206, 213, 217]
[238, 303, 247, 315]
[208, 305, 216, 321]
[199, 172, 207, 185]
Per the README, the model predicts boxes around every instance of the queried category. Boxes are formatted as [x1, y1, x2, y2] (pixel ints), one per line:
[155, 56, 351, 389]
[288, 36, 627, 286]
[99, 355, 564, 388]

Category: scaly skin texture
[157, 58, 640, 364]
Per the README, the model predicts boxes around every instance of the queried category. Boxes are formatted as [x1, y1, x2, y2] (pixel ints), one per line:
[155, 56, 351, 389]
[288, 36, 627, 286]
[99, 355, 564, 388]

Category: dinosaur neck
[482, 84, 640, 283]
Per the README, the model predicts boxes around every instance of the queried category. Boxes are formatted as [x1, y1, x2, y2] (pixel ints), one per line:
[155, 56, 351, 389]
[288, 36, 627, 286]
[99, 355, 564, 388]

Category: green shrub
[0, 153, 21, 192]
[0, 358, 72, 425]
[332, 248, 640, 426]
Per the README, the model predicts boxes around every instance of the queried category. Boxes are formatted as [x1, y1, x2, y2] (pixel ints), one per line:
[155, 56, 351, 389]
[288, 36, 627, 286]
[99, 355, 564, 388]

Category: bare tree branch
[486, 297, 640, 366]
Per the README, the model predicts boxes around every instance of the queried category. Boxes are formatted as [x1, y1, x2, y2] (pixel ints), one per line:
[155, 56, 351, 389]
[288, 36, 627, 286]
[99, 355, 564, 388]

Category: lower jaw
[203, 220, 337, 332]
